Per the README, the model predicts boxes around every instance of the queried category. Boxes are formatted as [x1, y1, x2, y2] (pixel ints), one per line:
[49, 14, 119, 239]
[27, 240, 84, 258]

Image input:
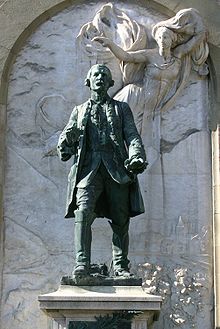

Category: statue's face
[155, 27, 172, 50]
[89, 66, 112, 92]
[154, 27, 174, 61]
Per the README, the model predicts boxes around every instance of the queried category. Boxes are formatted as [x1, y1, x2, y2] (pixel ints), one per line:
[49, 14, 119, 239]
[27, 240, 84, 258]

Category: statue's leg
[104, 173, 131, 276]
[110, 221, 131, 276]
[73, 209, 95, 276]
[73, 172, 103, 276]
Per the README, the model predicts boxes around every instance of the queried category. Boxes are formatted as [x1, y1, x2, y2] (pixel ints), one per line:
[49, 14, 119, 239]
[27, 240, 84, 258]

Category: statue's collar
[89, 93, 111, 105]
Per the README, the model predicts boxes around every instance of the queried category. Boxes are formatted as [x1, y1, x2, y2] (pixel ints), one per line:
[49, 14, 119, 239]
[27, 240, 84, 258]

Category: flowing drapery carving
[77, 3, 147, 65]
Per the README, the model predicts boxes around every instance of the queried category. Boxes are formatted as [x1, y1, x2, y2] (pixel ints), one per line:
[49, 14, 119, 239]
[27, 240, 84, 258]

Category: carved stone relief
[2, 2, 212, 329]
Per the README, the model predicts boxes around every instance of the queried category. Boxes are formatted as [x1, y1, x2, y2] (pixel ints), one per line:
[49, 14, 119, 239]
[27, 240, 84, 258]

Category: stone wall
[0, 1, 220, 329]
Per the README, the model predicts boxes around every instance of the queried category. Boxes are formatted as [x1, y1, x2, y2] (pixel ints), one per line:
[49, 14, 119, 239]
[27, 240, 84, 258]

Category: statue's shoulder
[112, 98, 130, 110]
[71, 100, 91, 117]
[75, 99, 91, 110]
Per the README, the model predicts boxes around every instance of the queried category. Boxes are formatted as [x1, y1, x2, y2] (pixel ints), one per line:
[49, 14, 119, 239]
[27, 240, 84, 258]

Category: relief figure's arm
[93, 36, 152, 64]
[173, 32, 206, 58]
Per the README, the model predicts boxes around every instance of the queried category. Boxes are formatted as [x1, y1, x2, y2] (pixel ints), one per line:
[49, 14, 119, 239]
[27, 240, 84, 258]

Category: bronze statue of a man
[57, 64, 147, 277]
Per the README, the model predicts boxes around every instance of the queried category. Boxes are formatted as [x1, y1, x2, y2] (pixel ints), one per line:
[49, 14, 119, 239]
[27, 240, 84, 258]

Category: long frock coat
[57, 98, 146, 219]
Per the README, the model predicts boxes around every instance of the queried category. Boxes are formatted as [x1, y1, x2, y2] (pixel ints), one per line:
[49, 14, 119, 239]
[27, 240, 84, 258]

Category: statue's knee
[74, 208, 95, 224]
[109, 220, 129, 235]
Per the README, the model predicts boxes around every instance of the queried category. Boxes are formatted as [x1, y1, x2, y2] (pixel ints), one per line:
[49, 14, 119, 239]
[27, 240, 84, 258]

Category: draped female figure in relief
[92, 8, 208, 135]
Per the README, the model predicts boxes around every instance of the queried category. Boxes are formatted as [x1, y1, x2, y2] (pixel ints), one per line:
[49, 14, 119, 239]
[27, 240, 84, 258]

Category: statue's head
[85, 64, 114, 92]
[153, 26, 176, 49]
[152, 26, 177, 59]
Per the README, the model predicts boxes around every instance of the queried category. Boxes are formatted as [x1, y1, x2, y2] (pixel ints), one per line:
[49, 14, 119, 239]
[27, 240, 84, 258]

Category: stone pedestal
[38, 285, 162, 329]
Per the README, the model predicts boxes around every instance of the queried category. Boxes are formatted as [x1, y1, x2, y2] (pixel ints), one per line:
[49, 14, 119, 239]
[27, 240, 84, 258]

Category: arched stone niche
[0, 1, 219, 329]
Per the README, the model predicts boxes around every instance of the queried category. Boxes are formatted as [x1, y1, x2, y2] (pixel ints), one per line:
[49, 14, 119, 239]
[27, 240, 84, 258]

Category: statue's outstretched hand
[124, 157, 147, 174]
[92, 36, 111, 47]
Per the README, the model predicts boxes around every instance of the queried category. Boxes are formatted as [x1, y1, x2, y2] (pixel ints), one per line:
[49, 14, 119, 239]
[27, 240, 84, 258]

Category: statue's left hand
[124, 157, 147, 174]
[66, 126, 81, 145]
[92, 36, 112, 47]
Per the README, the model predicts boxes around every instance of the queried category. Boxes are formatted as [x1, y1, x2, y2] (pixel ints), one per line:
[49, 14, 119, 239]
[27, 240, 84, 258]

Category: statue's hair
[85, 64, 114, 87]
